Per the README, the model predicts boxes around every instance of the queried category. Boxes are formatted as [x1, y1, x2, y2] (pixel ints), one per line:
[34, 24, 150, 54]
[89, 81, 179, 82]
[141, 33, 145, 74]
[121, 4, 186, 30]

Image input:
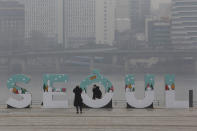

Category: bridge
[0, 48, 197, 73]
[1, 48, 197, 58]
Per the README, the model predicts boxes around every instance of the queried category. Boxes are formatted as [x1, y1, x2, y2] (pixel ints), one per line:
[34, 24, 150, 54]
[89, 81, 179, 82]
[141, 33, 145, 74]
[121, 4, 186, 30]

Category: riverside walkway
[0, 107, 197, 131]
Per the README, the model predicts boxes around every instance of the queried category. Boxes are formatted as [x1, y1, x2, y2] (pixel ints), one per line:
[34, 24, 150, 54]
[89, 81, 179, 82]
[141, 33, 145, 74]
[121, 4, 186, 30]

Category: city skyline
[171, 0, 197, 49]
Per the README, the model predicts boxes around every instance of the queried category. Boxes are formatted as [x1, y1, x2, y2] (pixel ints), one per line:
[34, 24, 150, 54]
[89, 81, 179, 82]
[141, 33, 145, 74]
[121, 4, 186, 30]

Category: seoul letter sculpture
[125, 74, 155, 108]
[80, 70, 114, 108]
[7, 74, 31, 108]
[165, 75, 189, 108]
[42, 74, 68, 108]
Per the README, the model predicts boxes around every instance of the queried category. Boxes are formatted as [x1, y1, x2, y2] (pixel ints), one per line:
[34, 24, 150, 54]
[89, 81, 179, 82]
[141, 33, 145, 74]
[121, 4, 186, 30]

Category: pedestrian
[92, 84, 97, 99]
[73, 86, 83, 114]
[96, 86, 102, 99]
[92, 85, 102, 100]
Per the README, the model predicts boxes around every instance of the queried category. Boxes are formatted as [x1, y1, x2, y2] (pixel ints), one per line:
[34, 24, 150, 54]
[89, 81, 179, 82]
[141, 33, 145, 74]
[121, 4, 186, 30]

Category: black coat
[93, 86, 102, 99]
[73, 87, 83, 107]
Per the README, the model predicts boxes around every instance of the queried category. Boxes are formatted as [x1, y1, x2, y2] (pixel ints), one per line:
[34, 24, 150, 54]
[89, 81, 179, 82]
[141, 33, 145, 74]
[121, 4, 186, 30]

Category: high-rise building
[171, 0, 197, 49]
[115, 0, 130, 32]
[0, 1, 25, 50]
[64, 0, 115, 48]
[64, 0, 96, 48]
[96, 0, 115, 46]
[146, 18, 171, 47]
[17, 0, 60, 42]
[130, 0, 151, 34]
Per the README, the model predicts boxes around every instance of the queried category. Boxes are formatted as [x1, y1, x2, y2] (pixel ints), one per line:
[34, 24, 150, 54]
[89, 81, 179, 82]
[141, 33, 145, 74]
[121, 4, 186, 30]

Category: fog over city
[0, 0, 196, 105]
[152, 0, 171, 8]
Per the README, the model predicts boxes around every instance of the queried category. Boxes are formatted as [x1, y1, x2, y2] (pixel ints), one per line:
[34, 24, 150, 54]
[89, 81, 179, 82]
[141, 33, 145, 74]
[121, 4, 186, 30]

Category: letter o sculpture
[80, 70, 114, 108]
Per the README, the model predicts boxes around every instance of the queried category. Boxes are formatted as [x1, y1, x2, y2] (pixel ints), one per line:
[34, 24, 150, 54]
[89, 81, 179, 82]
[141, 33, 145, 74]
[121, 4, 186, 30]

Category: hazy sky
[152, 0, 171, 8]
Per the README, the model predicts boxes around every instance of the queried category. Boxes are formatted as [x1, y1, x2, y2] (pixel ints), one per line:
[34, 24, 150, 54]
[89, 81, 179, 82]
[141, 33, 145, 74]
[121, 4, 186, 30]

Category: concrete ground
[0, 107, 197, 131]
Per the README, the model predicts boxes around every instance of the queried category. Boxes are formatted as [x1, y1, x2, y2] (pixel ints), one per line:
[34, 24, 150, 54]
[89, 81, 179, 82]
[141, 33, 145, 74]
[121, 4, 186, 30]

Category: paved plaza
[0, 107, 197, 131]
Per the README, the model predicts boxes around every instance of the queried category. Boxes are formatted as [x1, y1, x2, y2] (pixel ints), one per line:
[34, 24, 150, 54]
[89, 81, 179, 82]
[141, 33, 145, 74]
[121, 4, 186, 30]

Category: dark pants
[76, 105, 82, 113]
